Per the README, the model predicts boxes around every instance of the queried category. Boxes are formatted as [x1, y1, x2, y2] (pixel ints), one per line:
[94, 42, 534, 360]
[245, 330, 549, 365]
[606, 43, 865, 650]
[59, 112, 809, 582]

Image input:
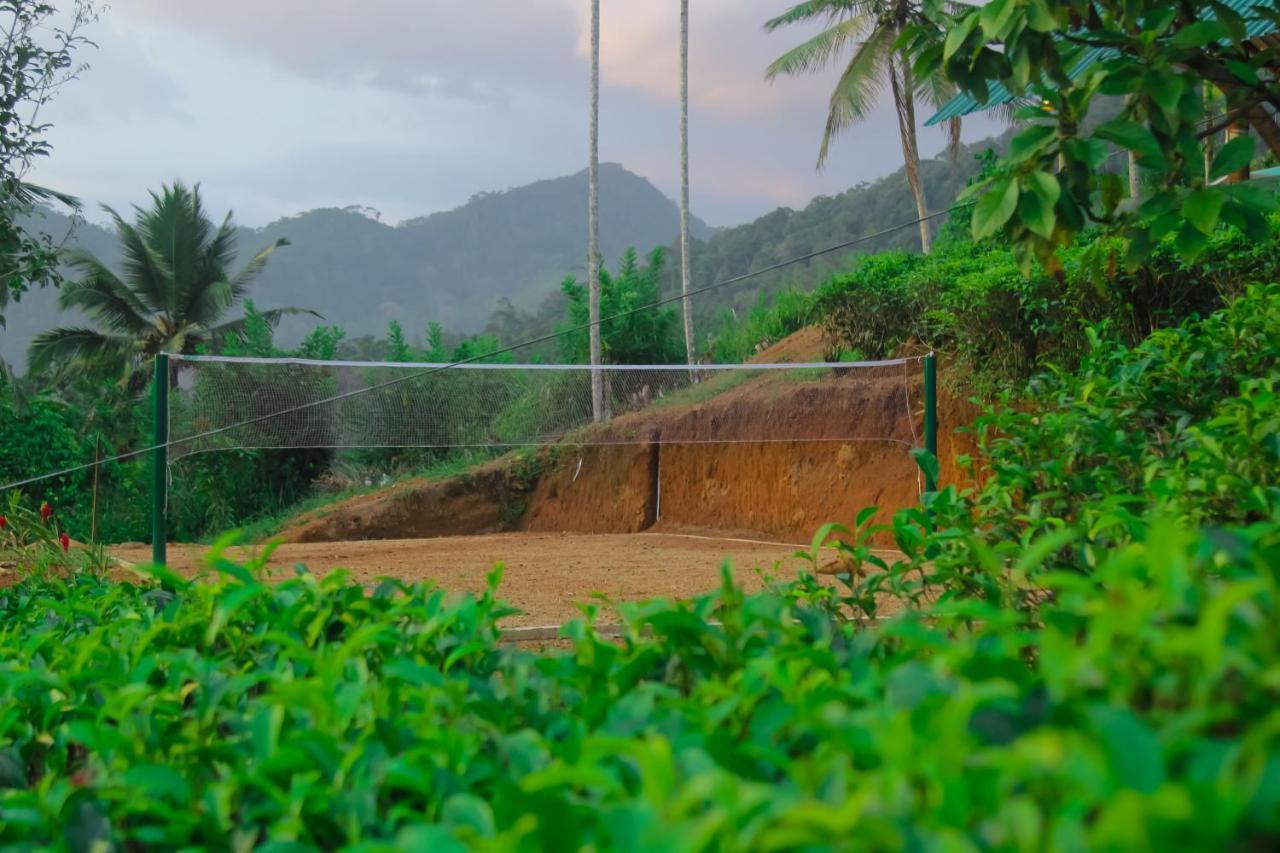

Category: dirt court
[110, 531, 867, 628]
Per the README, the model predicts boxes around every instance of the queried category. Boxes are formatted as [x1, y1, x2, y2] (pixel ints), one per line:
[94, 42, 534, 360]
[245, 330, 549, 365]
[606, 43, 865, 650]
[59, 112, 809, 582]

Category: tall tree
[679, 0, 696, 364]
[0, 0, 99, 325]
[588, 0, 605, 420]
[27, 182, 311, 386]
[765, 0, 958, 254]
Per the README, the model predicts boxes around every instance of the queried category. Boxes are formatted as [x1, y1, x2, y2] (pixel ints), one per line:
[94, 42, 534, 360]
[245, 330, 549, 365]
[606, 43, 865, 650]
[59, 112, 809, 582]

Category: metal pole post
[923, 352, 938, 492]
[152, 353, 169, 565]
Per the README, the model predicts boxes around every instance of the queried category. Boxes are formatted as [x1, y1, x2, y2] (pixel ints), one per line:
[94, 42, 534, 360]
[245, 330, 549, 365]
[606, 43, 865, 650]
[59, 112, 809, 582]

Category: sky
[31, 0, 1003, 229]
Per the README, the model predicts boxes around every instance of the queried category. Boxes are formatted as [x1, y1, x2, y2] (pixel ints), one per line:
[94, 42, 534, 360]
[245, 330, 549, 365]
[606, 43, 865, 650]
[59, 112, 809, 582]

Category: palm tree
[588, 0, 605, 420]
[28, 181, 311, 385]
[679, 0, 696, 366]
[765, 0, 960, 254]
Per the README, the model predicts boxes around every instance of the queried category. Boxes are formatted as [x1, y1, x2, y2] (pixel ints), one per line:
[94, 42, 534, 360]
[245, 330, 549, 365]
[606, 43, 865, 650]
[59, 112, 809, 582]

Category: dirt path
[111, 532, 876, 628]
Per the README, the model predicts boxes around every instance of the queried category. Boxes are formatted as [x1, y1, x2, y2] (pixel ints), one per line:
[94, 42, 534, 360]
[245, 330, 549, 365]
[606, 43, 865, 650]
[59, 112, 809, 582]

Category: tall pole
[679, 0, 695, 367]
[588, 0, 604, 421]
[923, 352, 938, 493]
[151, 353, 169, 565]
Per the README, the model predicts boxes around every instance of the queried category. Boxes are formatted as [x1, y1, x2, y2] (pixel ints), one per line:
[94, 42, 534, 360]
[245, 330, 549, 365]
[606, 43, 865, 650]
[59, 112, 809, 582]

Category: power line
[1, 204, 961, 493]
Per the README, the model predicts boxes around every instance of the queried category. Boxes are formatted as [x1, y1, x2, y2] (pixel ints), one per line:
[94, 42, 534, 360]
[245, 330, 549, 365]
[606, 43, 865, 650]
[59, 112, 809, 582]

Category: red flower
[40, 502, 52, 521]
[0, 515, 6, 529]
[60, 532, 70, 553]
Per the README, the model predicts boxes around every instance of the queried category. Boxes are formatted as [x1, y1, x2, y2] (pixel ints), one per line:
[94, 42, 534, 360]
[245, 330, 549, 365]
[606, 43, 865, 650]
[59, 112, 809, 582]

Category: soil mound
[273, 327, 978, 544]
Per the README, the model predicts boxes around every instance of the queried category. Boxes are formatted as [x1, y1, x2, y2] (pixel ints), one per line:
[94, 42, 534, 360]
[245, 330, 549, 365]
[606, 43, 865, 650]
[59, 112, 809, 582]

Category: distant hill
[660, 139, 1007, 341]
[1, 163, 709, 366]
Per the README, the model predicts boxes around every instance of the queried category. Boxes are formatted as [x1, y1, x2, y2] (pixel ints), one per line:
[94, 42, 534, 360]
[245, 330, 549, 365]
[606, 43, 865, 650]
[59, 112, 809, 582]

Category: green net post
[923, 352, 938, 492]
[152, 353, 169, 565]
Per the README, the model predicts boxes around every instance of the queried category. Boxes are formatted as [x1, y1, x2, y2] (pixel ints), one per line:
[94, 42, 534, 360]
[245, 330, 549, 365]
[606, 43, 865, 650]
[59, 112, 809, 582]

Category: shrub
[0, 510, 1276, 847]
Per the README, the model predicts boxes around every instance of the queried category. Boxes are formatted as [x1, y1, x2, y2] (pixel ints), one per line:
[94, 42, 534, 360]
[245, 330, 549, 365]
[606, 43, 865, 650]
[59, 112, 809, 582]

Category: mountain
[0, 163, 710, 366]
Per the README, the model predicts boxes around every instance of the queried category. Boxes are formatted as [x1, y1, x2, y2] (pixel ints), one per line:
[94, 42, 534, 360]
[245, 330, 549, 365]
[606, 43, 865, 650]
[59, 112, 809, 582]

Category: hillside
[1, 163, 709, 366]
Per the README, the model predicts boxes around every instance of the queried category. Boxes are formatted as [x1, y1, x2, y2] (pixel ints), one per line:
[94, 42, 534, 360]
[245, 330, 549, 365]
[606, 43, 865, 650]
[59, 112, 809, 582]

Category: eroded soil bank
[276, 332, 978, 545]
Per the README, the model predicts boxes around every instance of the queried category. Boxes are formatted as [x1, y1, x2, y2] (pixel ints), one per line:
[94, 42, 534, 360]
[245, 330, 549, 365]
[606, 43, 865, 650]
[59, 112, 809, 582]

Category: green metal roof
[924, 0, 1278, 127]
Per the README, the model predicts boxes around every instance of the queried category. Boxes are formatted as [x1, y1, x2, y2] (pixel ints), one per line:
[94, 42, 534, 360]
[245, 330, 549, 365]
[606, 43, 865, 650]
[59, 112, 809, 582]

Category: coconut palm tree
[27, 181, 312, 385]
[679, 0, 696, 366]
[765, 0, 960, 254]
[588, 0, 605, 420]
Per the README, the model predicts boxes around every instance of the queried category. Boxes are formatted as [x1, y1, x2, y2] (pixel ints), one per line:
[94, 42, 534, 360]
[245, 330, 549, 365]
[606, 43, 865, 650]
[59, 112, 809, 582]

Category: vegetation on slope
[2, 285, 1278, 848]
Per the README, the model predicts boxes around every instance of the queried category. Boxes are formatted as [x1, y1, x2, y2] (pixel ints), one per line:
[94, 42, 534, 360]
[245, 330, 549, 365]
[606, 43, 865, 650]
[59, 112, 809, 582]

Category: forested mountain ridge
[3, 136, 1016, 368]
[1, 164, 709, 366]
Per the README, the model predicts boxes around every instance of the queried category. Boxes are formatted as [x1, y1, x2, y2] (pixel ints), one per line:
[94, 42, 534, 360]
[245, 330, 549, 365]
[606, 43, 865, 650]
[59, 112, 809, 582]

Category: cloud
[562, 0, 812, 118]
[109, 0, 583, 102]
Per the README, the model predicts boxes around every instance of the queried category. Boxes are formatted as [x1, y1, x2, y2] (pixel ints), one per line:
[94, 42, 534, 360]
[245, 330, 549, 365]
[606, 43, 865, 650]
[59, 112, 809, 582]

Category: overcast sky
[31, 0, 1002, 229]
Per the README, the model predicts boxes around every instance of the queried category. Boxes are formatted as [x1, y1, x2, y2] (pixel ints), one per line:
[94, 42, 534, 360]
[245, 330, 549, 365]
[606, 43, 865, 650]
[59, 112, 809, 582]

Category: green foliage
[560, 247, 683, 365]
[0, 504, 1276, 845]
[909, 0, 1280, 268]
[0, 1, 97, 324]
[710, 288, 816, 363]
[815, 215, 1280, 389]
[26, 181, 305, 385]
[892, 282, 1280, 600]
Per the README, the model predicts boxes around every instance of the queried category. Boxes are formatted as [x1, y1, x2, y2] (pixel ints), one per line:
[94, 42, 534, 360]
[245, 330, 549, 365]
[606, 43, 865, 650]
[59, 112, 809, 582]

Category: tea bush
[813, 214, 1280, 390]
[0, 508, 1276, 848]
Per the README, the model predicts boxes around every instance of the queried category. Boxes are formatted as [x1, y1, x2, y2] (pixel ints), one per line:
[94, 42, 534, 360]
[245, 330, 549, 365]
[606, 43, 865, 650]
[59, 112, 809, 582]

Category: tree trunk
[1128, 150, 1140, 198]
[679, 0, 695, 368]
[588, 0, 604, 421]
[1203, 83, 1215, 184]
[889, 52, 931, 254]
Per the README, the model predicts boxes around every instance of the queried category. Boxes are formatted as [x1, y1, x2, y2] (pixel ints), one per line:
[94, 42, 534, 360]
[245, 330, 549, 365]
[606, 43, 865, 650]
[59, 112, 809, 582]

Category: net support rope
[2, 201, 955, 493]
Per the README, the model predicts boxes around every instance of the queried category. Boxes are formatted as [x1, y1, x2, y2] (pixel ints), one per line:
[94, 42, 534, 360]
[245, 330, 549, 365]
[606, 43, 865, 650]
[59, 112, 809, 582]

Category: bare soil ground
[110, 531, 886, 628]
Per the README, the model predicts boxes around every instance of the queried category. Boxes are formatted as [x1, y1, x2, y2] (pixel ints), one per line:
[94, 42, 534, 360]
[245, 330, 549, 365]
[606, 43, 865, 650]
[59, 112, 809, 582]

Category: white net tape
[167, 354, 923, 459]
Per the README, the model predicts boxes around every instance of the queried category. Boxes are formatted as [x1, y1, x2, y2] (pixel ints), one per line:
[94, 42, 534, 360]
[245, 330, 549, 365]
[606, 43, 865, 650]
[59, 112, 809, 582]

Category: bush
[710, 288, 816, 362]
[813, 215, 1280, 391]
[0, 508, 1276, 847]
[881, 282, 1280, 603]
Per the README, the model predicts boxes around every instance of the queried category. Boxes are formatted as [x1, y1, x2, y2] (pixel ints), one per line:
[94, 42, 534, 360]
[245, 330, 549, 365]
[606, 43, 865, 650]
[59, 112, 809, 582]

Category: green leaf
[1009, 124, 1056, 161]
[944, 13, 980, 61]
[972, 176, 1019, 240]
[123, 764, 192, 805]
[1224, 59, 1259, 85]
[1094, 121, 1164, 168]
[1182, 189, 1225, 235]
[1168, 21, 1227, 49]
[1145, 73, 1184, 114]
[1088, 706, 1165, 793]
[1209, 136, 1256, 180]
[443, 793, 496, 837]
[1018, 187, 1055, 239]
[1175, 220, 1211, 259]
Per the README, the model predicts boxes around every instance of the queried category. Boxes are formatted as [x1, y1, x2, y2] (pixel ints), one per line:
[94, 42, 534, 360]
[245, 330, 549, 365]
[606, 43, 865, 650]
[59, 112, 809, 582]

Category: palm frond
[104, 204, 173, 315]
[183, 279, 236, 328]
[227, 237, 290, 299]
[766, 15, 873, 80]
[206, 306, 322, 347]
[765, 0, 867, 31]
[137, 182, 214, 320]
[27, 326, 135, 378]
[816, 26, 893, 167]
[12, 181, 80, 210]
[60, 249, 154, 332]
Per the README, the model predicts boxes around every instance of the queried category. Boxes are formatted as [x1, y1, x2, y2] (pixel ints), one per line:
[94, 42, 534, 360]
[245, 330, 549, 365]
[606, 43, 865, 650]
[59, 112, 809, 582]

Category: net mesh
[167, 355, 924, 459]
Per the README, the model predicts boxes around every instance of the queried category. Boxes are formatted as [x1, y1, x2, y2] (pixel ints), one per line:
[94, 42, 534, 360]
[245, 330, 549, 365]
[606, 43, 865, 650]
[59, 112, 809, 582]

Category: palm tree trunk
[588, 0, 604, 421]
[888, 52, 931, 254]
[1128, 150, 1140, 198]
[679, 0, 695, 368]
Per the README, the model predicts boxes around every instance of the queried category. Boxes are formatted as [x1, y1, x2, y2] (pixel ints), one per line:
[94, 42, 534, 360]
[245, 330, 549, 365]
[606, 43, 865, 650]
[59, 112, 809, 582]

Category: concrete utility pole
[679, 0, 696, 367]
[588, 0, 604, 420]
